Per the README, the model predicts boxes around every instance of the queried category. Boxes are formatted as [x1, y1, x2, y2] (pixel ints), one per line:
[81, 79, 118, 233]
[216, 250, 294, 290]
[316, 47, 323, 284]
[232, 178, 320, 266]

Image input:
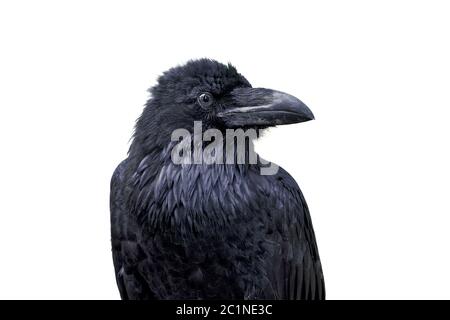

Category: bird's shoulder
[249, 165, 306, 214]
[249, 166, 325, 299]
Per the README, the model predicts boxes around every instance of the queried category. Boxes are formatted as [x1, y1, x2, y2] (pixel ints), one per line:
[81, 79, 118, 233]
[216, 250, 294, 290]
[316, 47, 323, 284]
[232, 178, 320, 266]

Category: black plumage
[110, 59, 325, 299]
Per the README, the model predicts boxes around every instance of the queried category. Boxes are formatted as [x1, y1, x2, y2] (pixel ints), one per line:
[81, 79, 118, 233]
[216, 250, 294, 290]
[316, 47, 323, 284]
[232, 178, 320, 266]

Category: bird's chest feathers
[134, 160, 260, 233]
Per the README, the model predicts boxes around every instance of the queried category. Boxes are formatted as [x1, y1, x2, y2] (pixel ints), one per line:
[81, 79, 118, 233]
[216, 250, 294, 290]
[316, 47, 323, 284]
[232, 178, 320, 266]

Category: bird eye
[197, 92, 214, 108]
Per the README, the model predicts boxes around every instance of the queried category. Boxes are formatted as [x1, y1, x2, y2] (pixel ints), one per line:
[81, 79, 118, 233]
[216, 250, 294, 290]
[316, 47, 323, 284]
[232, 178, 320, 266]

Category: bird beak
[217, 87, 314, 128]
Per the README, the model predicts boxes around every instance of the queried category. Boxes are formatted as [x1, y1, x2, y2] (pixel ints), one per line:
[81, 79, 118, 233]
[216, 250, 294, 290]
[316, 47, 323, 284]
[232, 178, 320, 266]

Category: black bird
[110, 59, 325, 299]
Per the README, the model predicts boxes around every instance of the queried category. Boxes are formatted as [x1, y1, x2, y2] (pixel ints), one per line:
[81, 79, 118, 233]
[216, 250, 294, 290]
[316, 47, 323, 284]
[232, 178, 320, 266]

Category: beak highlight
[217, 88, 314, 128]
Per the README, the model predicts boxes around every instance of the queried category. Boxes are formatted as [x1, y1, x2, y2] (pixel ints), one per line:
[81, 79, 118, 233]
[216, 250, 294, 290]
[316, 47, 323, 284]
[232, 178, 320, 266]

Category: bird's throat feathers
[127, 141, 260, 235]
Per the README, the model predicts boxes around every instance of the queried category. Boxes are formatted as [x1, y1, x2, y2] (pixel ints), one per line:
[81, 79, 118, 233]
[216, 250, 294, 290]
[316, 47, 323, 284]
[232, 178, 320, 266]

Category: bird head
[133, 59, 314, 151]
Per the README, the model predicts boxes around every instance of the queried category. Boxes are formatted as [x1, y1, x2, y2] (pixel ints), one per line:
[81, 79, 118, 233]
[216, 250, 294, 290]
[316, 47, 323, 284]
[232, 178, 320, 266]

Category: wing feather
[263, 167, 325, 300]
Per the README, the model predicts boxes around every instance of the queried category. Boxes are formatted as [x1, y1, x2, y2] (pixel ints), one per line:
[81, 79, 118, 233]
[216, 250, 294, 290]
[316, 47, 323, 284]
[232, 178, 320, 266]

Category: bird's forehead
[155, 60, 251, 99]
[191, 73, 249, 95]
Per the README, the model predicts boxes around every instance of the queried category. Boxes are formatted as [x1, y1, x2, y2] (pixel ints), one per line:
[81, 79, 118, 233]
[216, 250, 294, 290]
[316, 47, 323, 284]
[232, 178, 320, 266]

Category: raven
[110, 59, 325, 299]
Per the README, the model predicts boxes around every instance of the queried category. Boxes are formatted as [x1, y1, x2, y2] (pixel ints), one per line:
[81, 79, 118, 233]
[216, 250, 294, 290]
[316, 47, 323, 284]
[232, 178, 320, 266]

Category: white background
[0, 0, 449, 299]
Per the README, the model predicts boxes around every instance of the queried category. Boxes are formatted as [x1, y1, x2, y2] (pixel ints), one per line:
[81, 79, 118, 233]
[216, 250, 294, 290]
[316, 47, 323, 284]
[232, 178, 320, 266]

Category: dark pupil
[202, 94, 210, 103]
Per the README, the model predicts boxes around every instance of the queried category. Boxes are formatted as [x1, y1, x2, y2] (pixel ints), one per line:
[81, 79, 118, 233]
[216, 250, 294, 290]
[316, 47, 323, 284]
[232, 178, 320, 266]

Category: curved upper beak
[217, 87, 314, 128]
